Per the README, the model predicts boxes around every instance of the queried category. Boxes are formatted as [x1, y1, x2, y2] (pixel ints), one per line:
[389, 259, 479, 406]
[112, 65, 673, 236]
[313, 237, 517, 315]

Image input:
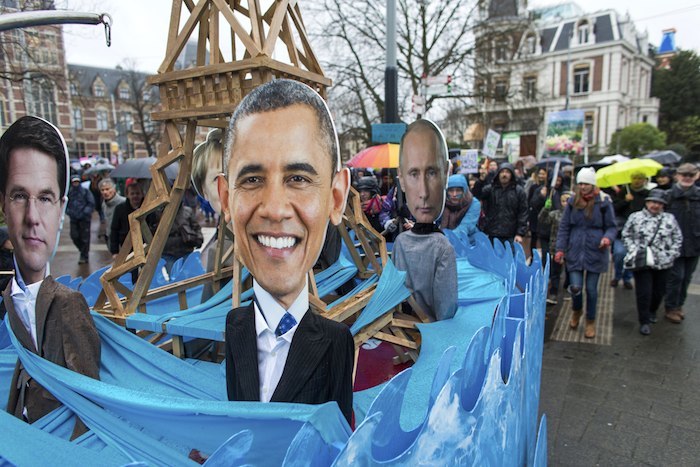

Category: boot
[584, 319, 596, 338]
[569, 310, 583, 329]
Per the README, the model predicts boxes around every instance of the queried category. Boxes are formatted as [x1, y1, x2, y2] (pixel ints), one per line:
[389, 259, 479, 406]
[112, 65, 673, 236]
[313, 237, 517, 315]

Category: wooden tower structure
[94, 0, 331, 318]
[93, 0, 415, 363]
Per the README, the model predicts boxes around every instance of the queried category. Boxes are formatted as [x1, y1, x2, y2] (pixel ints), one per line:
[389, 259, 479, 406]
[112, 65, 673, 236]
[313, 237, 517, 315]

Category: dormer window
[577, 20, 591, 45]
[495, 39, 510, 62]
[118, 85, 130, 100]
[522, 32, 538, 56]
[93, 81, 105, 97]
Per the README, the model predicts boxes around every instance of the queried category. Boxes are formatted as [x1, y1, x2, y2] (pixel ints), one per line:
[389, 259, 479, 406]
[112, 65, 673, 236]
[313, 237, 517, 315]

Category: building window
[495, 39, 510, 61]
[70, 82, 79, 96]
[573, 65, 590, 94]
[642, 115, 648, 123]
[96, 109, 109, 131]
[93, 81, 105, 97]
[74, 142, 86, 158]
[0, 99, 7, 128]
[24, 78, 57, 124]
[73, 108, 83, 130]
[523, 34, 536, 56]
[120, 111, 133, 131]
[523, 76, 537, 101]
[577, 20, 591, 44]
[128, 142, 135, 158]
[99, 142, 111, 159]
[584, 112, 595, 145]
[495, 79, 508, 102]
[118, 86, 130, 100]
[143, 114, 153, 133]
[475, 81, 486, 104]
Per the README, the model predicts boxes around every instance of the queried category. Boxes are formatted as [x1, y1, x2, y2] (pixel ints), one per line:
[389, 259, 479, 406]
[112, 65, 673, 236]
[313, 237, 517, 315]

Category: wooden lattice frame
[94, 0, 417, 360]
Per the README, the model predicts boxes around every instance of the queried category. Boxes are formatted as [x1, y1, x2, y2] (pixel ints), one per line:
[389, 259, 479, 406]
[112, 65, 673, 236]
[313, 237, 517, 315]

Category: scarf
[412, 222, 443, 235]
[441, 192, 473, 230]
[573, 187, 600, 219]
[362, 195, 382, 216]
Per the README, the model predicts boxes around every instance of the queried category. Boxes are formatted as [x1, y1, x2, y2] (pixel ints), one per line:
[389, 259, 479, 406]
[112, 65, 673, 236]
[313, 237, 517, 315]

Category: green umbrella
[595, 158, 663, 188]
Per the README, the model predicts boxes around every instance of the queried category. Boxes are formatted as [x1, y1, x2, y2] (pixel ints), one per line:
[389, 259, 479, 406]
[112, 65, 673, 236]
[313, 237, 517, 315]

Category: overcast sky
[61, 0, 700, 74]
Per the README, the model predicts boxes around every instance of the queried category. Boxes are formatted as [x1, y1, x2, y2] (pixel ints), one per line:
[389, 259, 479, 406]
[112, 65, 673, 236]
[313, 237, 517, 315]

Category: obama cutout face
[219, 82, 350, 309]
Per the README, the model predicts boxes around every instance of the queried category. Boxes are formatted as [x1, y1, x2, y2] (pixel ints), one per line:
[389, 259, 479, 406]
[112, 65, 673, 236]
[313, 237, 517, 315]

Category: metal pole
[0, 11, 112, 47]
[384, 0, 399, 124]
[565, 31, 571, 110]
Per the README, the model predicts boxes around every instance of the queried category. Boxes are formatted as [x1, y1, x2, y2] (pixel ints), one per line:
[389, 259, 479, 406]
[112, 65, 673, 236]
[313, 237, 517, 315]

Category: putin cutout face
[0, 148, 64, 284]
[398, 126, 449, 224]
[220, 104, 349, 309]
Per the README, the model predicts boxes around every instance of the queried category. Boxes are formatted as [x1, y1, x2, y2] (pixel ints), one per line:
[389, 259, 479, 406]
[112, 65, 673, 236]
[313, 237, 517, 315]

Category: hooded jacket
[481, 163, 528, 239]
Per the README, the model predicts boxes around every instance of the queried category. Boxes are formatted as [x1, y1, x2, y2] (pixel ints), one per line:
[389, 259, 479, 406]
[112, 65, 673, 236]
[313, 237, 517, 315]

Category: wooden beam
[212, 0, 262, 57]
[159, 0, 210, 74]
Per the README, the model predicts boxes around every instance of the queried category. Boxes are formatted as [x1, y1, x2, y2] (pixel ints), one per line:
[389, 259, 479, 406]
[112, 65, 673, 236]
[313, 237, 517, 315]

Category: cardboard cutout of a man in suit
[393, 119, 458, 321]
[218, 80, 354, 424]
[0, 116, 100, 440]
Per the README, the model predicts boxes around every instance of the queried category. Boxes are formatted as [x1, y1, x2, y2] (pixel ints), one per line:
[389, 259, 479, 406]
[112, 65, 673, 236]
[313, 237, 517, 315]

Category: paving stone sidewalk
[541, 269, 700, 466]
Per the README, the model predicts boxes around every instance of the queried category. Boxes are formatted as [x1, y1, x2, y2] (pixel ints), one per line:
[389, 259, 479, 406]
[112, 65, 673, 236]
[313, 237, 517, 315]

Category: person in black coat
[66, 174, 95, 264]
[481, 163, 528, 246]
[663, 163, 700, 322]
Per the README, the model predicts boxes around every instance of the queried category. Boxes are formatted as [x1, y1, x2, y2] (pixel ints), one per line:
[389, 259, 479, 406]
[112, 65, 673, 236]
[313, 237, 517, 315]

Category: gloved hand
[554, 251, 565, 264]
[383, 219, 398, 233]
[599, 237, 611, 249]
[544, 198, 552, 209]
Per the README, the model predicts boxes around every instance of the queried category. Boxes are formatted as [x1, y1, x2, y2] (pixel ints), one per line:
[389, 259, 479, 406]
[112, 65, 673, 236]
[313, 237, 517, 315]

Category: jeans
[70, 218, 91, 260]
[568, 270, 601, 320]
[612, 239, 633, 282]
[633, 268, 668, 324]
[665, 256, 699, 310]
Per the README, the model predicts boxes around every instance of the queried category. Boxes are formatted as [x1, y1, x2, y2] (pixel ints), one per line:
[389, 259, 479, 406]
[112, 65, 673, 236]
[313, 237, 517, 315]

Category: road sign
[421, 75, 451, 86]
[371, 123, 407, 144]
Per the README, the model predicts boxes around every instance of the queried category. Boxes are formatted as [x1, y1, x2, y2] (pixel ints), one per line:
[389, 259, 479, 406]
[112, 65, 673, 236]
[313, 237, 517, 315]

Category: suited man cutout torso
[217, 81, 354, 426]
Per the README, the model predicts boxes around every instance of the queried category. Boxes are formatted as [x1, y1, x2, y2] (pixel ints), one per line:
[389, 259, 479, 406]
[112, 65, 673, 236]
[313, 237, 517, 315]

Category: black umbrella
[641, 150, 682, 166]
[83, 162, 115, 176]
[110, 157, 179, 179]
[535, 156, 573, 168]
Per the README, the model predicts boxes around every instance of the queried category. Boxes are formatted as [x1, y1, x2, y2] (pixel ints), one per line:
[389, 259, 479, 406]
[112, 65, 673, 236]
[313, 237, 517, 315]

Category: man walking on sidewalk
[664, 163, 700, 323]
[66, 174, 94, 264]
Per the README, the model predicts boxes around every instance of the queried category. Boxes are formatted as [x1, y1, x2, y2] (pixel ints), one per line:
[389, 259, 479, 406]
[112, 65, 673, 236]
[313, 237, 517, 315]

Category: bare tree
[310, 0, 479, 145]
[119, 60, 159, 158]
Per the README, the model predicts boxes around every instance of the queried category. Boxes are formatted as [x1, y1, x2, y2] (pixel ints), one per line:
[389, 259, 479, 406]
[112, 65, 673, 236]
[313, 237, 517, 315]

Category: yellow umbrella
[595, 158, 663, 188]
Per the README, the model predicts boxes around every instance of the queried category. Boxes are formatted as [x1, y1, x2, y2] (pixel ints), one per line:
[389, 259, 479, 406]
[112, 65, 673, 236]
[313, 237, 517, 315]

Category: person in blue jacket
[554, 167, 617, 339]
[439, 174, 480, 240]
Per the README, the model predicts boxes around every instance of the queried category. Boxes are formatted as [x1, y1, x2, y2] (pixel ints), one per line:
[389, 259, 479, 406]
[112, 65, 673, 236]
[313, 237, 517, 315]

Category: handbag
[624, 218, 661, 271]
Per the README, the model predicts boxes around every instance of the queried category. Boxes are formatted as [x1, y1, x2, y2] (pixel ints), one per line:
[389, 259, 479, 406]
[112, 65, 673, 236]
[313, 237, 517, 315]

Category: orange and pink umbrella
[346, 143, 400, 169]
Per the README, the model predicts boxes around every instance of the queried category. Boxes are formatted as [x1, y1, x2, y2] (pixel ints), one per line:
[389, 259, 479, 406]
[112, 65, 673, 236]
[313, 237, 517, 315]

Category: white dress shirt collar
[10, 256, 44, 350]
[252, 279, 309, 338]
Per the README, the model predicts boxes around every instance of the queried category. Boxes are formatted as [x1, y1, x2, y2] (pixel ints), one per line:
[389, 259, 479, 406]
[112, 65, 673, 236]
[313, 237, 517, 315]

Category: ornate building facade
[465, 0, 660, 157]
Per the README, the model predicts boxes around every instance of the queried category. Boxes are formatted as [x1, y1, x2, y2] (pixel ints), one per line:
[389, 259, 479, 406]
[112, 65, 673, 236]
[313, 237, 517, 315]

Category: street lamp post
[384, 0, 399, 124]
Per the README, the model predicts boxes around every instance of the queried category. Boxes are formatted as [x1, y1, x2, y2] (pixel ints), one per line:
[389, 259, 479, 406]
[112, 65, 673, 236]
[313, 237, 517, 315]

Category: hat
[356, 176, 380, 196]
[657, 167, 675, 178]
[576, 167, 597, 186]
[447, 174, 468, 192]
[645, 189, 668, 205]
[70, 174, 81, 182]
[676, 163, 698, 176]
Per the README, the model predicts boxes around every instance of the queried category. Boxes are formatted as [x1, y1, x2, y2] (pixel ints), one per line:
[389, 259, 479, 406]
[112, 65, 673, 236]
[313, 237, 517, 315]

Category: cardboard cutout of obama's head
[218, 80, 350, 309]
[0, 116, 70, 284]
[398, 119, 450, 224]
